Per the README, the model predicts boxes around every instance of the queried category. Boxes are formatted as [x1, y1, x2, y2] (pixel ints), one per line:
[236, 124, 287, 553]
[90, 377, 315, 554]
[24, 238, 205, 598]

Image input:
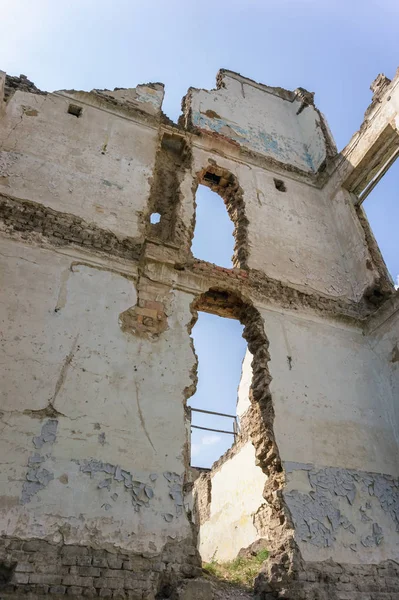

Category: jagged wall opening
[194, 166, 249, 269]
[191, 185, 235, 268]
[188, 289, 295, 586]
[187, 310, 246, 469]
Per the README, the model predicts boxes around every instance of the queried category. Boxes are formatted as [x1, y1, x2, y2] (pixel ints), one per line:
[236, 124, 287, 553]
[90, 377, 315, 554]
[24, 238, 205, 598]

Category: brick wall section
[0, 538, 201, 599]
[255, 558, 399, 599]
[0, 194, 143, 262]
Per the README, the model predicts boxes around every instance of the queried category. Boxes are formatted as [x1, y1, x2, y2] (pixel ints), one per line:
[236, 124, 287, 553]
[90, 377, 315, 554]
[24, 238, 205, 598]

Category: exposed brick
[77, 555, 93, 566]
[93, 557, 109, 568]
[83, 586, 99, 597]
[49, 585, 67, 595]
[95, 578, 124, 590]
[62, 545, 89, 557]
[62, 575, 94, 587]
[67, 586, 84, 596]
[11, 572, 29, 585]
[23, 540, 53, 553]
[14, 562, 34, 573]
[101, 569, 125, 579]
[30, 573, 62, 585]
[70, 566, 101, 577]
[107, 557, 123, 570]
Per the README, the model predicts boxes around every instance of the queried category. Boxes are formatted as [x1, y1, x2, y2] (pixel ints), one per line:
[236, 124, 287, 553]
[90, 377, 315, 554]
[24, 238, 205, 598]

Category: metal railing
[190, 407, 239, 440]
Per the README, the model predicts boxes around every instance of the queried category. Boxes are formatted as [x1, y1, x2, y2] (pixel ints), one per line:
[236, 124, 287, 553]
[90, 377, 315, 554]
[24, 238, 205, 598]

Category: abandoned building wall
[236, 349, 253, 417]
[188, 146, 371, 299]
[0, 86, 162, 240]
[0, 237, 198, 556]
[191, 304, 399, 569]
[184, 70, 328, 173]
[258, 305, 399, 565]
[1, 67, 399, 599]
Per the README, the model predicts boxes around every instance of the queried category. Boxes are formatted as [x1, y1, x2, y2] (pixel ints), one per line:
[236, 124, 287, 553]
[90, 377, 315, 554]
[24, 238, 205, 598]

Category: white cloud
[395, 275, 399, 290]
[191, 434, 221, 458]
[202, 434, 222, 446]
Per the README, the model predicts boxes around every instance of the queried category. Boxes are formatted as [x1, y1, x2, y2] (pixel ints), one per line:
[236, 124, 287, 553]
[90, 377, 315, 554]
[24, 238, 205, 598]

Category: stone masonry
[0, 67, 398, 599]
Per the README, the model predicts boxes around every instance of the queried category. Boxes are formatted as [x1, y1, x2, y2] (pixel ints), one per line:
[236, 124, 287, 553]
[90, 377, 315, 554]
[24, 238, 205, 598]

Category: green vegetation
[203, 549, 269, 587]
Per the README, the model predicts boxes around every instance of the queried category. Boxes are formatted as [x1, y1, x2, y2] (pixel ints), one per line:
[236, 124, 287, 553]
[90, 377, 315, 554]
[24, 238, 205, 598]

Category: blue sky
[1, 0, 397, 467]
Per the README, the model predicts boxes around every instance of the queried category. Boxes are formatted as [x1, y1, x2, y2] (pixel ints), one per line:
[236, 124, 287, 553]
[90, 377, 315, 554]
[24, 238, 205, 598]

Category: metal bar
[357, 147, 399, 204]
[191, 425, 235, 436]
[190, 407, 237, 419]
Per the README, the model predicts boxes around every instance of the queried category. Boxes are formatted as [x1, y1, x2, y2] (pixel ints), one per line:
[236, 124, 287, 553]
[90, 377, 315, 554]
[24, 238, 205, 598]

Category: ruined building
[0, 66, 398, 600]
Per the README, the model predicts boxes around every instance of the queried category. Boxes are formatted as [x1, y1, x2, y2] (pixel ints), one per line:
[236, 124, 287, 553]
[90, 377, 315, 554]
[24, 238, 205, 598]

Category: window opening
[67, 103, 82, 117]
[191, 185, 235, 268]
[150, 212, 161, 224]
[363, 157, 399, 285]
[189, 311, 247, 469]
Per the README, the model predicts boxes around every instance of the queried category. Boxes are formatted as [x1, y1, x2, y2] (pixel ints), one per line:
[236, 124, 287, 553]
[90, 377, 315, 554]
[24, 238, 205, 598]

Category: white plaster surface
[261, 307, 399, 477]
[187, 147, 374, 299]
[0, 90, 158, 239]
[189, 72, 326, 173]
[197, 442, 267, 562]
[0, 239, 195, 552]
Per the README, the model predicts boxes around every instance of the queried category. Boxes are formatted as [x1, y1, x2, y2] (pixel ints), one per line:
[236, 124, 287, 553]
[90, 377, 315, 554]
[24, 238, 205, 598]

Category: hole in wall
[187, 289, 281, 569]
[0, 562, 16, 586]
[192, 185, 235, 268]
[67, 103, 82, 118]
[203, 171, 221, 185]
[150, 212, 161, 224]
[274, 178, 286, 192]
[194, 165, 249, 268]
[188, 311, 247, 469]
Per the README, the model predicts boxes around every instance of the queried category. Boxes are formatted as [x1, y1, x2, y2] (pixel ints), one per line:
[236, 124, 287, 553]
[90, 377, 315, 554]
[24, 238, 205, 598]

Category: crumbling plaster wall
[193, 304, 399, 568]
[0, 238, 196, 554]
[196, 442, 267, 562]
[1, 67, 399, 598]
[260, 304, 399, 565]
[184, 145, 378, 300]
[193, 352, 266, 563]
[260, 307, 398, 477]
[0, 87, 162, 239]
[185, 70, 327, 173]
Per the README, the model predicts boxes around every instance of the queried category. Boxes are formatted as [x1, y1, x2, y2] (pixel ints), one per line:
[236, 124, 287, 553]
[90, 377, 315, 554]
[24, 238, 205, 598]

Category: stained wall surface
[1, 67, 399, 599]
[0, 87, 162, 239]
[186, 71, 327, 173]
[0, 238, 195, 554]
